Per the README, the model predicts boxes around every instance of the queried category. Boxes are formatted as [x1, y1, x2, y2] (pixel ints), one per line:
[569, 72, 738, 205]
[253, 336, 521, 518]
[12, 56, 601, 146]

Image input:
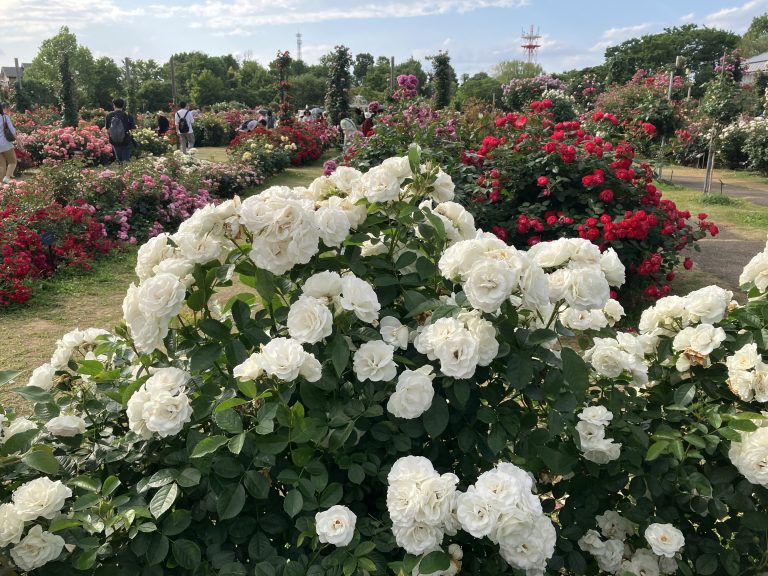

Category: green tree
[232, 60, 274, 106]
[325, 45, 353, 124]
[59, 53, 78, 127]
[360, 57, 392, 101]
[455, 72, 502, 105]
[395, 58, 428, 95]
[427, 51, 456, 109]
[190, 69, 227, 106]
[92, 57, 124, 109]
[491, 59, 544, 85]
[136, 79, 173, 111]
[293, 73, 326, 108]
[739, 13, 768, 58]
[353, 53, 375, 85]
[25, 26, 96, 107]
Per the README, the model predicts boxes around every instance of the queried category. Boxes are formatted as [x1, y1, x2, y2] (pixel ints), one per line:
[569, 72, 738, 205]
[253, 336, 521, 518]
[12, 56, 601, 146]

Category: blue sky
[0, 0, 766, 76]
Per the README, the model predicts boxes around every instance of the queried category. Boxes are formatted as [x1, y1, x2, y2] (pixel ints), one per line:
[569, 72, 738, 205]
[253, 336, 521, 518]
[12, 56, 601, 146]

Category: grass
[0, 149, 336, 409]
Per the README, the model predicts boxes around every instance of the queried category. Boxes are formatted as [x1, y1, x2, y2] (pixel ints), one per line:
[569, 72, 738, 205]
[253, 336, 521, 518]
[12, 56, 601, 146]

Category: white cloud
[589, 22, 655, 53]
[704, 0, 768, 32]
[680, 12, 695, 22]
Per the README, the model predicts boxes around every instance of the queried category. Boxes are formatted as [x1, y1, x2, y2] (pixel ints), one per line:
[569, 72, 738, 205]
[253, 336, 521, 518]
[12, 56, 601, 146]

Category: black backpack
[108, 114, 126, 144]
[177, 110, 190, 133]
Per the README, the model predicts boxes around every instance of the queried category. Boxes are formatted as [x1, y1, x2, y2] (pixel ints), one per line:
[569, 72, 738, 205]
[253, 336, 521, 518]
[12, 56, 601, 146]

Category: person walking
[175, 101, 195, 154]
[0, 102, 17, 184]
[104, 98, 136, 163]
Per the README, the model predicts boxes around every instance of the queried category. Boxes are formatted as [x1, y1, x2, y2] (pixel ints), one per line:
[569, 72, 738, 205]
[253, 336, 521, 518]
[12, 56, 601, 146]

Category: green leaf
[22, 445, 59, 475]
[646, 440, 669, 461]
[244, 471, 270, 499]
[562, 348, 589, 398]
[73, 493, 101, 511]
[319, 483, 343, 508]
[423, 394, 449, 438]
[215, 398, 249, 413]
[539, 446, 577, 475]
[69, 475, 101, 492]
[190, 343, 223, 372]
[49, 517, 82, 533]
[149, 483, 179, 519]
[348, 463, 365, 484]
[673, 382, 696, 407]
[0, 370, 21, 386]
[75, 548, 98, 570]
[231, 299, 253, 331]
[729, 419, 758, 432]
[219, 562, 248, 576]
[355, 541, 376, 557]
[330, 333, 349, 378]
[172, 539, 201, 570]
[215, 409, 244, 434]
[162, 509, 192, 536]
[146, 534, 169, 566]
[176, 467, 201, 488]
[228, 432, 246, 455]
[199, 318, 232, 341]
[237, 379, 259, 399]
[283, 490, 303, 518]
[102, 475, 121, 497]
[418, 551, 451, 574]
[408, 145, 421, 175]
[695, 554, 718, 575]
[506, 350, 533, 389]
[147, 469, 177, 489]
[12, 386, 52, 403]
[215, 482, 245, 519]
[191, 435, 229, 458]
[77, 360, 105, 377]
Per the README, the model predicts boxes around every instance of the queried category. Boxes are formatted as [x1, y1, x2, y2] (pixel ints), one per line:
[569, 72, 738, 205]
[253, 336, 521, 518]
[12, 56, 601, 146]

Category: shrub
[21, 124, 113, 166]
[130, 128, 174, 158]
[2, 150, 768, 576]
[193, 112, 234, 147]
[743, 117, 768, 175]
[718, 118, 751, 169]
[501, 74, 565, 112]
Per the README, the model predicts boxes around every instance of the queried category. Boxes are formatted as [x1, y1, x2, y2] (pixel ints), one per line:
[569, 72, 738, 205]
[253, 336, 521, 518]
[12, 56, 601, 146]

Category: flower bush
[460, 103, 717, 303]
[194, 112, 235, 147]
[3, 149, 767, 575]
[20, 124, 113, 166]
[131, 128, 174, 158]
[501, 75, 566, 113]
[742, 117, 768, 175]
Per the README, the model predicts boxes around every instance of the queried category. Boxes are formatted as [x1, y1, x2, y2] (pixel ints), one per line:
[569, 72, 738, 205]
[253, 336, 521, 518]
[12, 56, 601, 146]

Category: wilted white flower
[596, 510, 637, 541]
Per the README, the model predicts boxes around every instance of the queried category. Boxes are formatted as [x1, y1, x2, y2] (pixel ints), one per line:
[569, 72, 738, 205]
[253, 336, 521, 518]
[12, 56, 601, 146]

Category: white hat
[364, 111, 372, 119]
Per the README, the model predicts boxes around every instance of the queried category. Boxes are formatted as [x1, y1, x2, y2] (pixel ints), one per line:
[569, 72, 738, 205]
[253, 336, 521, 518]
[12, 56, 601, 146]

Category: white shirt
[175, 108, 194, 134]
[0, 114, 16, 152]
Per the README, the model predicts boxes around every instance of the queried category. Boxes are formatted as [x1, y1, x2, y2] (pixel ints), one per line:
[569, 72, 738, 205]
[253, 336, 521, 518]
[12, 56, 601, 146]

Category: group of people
[237, 109, 275, 132]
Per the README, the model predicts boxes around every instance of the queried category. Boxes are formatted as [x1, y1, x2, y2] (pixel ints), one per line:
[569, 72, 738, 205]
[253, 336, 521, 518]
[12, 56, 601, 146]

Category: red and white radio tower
[521, 25, 541, 63]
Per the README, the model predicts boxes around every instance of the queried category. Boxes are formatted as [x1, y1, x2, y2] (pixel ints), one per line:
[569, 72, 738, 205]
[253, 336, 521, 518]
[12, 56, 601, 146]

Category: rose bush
[2, 149, 767, 575]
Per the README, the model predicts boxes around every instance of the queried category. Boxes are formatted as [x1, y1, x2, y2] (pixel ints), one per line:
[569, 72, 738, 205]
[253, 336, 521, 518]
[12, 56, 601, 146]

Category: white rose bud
[28, 363, 56, 391]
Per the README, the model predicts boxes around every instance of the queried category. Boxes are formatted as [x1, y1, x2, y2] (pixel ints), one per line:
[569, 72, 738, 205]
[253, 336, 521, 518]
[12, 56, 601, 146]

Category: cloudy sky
[0, 0, 766, 76]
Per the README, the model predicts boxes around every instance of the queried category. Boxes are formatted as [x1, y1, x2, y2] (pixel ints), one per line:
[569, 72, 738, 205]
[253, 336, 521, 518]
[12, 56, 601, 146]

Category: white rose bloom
[136, 273, 187, 320]
[353, 340, 398, 382]
[387, 366, 436, 419]
[429, 169, 455, 202]
[12, 477, 72, 521]
[584, 339, 631, 378]
[603, 299, 625, 325]
[753, 368, 768, 402]
[561, 308, 608, 331]
[638, 295, 686, 335]
[434, 202, 475, 241]
[316, 205, 351, 247]
[299, 354, 323, 382]
[622, 549, 661, 576]
[577, 529, 605, 555]
[645, 523, 685, 558]
[581, 438, 622, 464]
[135, 233, 174, 280]
[595, 539, 624, 573]
[727, 343, 761, 372]
[327, 194, 367, 229]
[10, 525, 65, 572]
[123, 283, 164, 354]
[464, 260, 519, 313]
[380, 156, 413, 180]
[28, 363, 56, 391]
[259, 338, 316, 382]
[380, 316, 410, 350]
[497, 515, 556, 572]
[287, 295, 333, 344]
[578, 406, 614, 427]
[528, 238, 576, 268]
[576, 421, 606, 447]
[0, 504, 24, 547]
[362, 164, 402, 203]
[172, 230, 225, 265]
[436, 329, 480, 379]
[565, 266, 610, 310]
[329, 166, 364, 195]
[4, 417, 37, 442]
[340, 275, 381, 323]
[392, 522, 443, 556]
[303, 271, 342, 302]
[600, 248, 626, 287]
[459, 311, 499, 366]
[596, 510, 637, 540]
[233, 354, 264, 381]
[387, 482, 425, 525]
[45, 415, 87, 437]
[740, 246, 768, 291]
[315, 505, 357, 547]
[307, 175, 337, 200]
[388, 455, 438, 484]
[414, 317, 463, 360]
[672, 323, 726, 356]
[152, 257, 195, 285]
[728, 369, 756, 401]
[456, 487, 494, 538]
[360, 237, 389, 257]
[546, 268, 572, 302]
[518, 258, 551, 312]
[683, 285, 732, 325]
[418, 473, 459, 525]
[126, 368, 192, 439]
[729, 425, 768, 486]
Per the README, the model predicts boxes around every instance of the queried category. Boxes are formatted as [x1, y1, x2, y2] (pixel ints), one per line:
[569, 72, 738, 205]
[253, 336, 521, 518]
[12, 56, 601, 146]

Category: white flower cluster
[0, 478, 71, 571]
[126, 367, 193, 439]
[315, 505, 357, 547]
[671, 323, 726, 373]
[740, 235, 768, 291]
[233, 337, 321, 384]
[414, 311, 498, 380]
[579, 512, 683, 575]
[729, 417, 768, 486]
[638, 286, 733, 340]
[576, 406, 621, 464]
[456, 462, 555, 575]
[583, 332, 653, 388]
[726, 343, 768, 401]
[386, 456, 460, 556]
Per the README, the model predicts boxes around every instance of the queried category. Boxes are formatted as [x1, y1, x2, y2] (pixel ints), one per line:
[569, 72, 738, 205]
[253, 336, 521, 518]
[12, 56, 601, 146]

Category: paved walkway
[669, 174, 768, 207]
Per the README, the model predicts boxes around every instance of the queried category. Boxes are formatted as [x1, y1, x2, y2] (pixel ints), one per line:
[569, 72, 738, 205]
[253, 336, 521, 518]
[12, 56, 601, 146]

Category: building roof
[746, 51, 768, 65]
[0, 64, 32, 78]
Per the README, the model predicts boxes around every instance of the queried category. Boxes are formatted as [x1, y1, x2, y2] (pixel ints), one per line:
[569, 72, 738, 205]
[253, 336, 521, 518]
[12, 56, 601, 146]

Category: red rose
[698, 212, 708, 220]
[599, 189, 614, 202]
[683, 257, 693, 270]
[537, 176, 549, 187]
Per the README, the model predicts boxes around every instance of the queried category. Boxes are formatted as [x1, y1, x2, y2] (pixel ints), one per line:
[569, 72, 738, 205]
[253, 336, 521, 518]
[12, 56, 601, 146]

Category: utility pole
[296, 32, 303, 63]
[170, 56, 177, 106]
[389, 57, 395, 93]
[14, 58, 21, 90]
[703, 52, 727, 195]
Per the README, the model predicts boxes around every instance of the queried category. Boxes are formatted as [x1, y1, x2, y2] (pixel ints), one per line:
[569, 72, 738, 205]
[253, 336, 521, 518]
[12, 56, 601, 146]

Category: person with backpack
[0, 102, 18, 184]
[104, 98, 136, 163]
[175, 101, 195, 154]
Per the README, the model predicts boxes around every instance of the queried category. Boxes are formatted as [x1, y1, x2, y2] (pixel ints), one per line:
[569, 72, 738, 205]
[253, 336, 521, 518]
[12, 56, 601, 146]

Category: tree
[395, 58, 428, 95]
[325, 45, 353, 124]
[740, 13, 768, 58]
[232, 60, 274, 106]
[92, 57, 124, 109]
[136, 79, 173, 111]
[491, 60, 544, 85]
[455, 72, 502, 105]
[59, 53, 78, 127]
[189, 69, 227, 106]
[353, 53, 375, 85]
[25, 27, 96, 107]
[427, 51, 456, 109]
[359, 57, 392, 101]
[292, 73, 326, 109]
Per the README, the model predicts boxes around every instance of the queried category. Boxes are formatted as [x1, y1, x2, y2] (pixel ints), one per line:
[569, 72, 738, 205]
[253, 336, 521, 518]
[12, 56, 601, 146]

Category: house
[0, 63, 32, 87]
[742, 51, 768, 85]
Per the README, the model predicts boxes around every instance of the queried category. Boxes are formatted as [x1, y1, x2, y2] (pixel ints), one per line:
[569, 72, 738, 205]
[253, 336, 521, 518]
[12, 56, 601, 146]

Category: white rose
[497, 515, 556, 572]
[729, 425, 768, 486]
[362, 164, 402, 203]
[565, 266, 610, 310]
[287, 295, 333, 344]
[740, 248, 768, 291]
[576, 421, 606, 447]
[260, 338, 312, 382]
[456, 487, 494, 538]
[151, 257, 194, 285]
[560, 308, 608, 331]
[233, 353, 264, 381]
[429, 169, 455, 202]
[299, 354, 323, 382]
[388, 455, 438, 484]
[683, 285, 732, 325]
[360, 237, 389, 257]
[603, 299, 625, 325]
[596, 510, 637, 540]
[595, 539, 624, 573]
[639, 295, 686, 335]
[436, 328, 479, 379]
[581, 438, 621, 464]
[518, 258, 551, 312]
[578, 406, 613, 427]
[727, 343, 761, 372]
[316, 205, 351, 247]
[315, 505, 357, 547]
[353, 340, 398, 382]
[4, 417, 37, 442]
[123, 283, 165, 354]
[600, 248, 626, 287]
[0, 504, 24, 547]
[433, 202, 475, 241]
[329, 166, 364, 194]
[340, 275, 380, 323]
[380, 156, 413, 180]
[528, 238, 576, 268]
[727, 369, 756, 401]
[45, 415, 87, 437]
[622, 549, 660, 576]
[137, 273, 187, 319]
[392, 522, 443, 556]
[387, 366, 435, 419]
[172, 230, 225, 265]
[547, 268, 572, 302]
[387, 482, 424, 525]
[135, 233, 174, 280]
[303, 271, 342, 301]
[12, 477, 72, 521]
[126, 367, 192, 439]
[459, 312, 499, 366]
[464, 260, 519, 313]
[418, 473, 459, 525]
[577, 529, 604, 555]
[672, 323, 726, 356]
[584, 339, 631, 378]
[380, 316, 410, 349]
[644, 523, 685, 558]
[569, 238, 602, 263]
[10, 525, 65, 572]
[307, 175, 337, 200]
[28, 363, 56, 391]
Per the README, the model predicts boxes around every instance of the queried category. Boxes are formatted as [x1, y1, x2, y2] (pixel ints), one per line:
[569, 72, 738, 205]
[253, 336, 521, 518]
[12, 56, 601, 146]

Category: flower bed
[19, 124, 113, 166]
[0, 150, 767, 575]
